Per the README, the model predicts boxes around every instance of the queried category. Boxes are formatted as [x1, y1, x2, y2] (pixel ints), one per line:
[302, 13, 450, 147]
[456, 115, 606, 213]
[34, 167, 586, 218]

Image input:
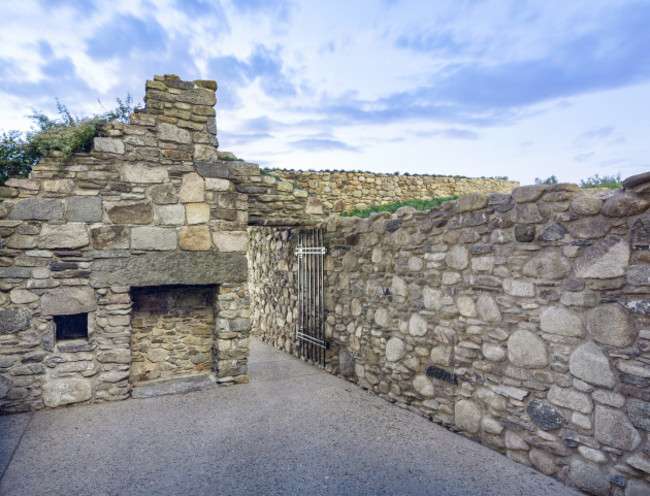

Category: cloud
[222, 131, 273, 146]
[395, 32, 465, 55]
[290, 138, 360, 152]
[413, 128, 480, 140]
[579, 126, 614, 140]
[574, 152, 595, 163]
[38, 0, 98, 13]
[176, 0, 226, 17]
[231, 0, 291, 21]
[86, 14, 169, 60]
[209, 44, 297, 107]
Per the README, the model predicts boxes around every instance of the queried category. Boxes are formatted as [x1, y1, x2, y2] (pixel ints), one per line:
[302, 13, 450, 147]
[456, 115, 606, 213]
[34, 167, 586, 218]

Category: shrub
[341, 196, 458, 218]
[1, 95, 141, 185]
[535, 175, 559, 185]
[579, 173, 622, 189]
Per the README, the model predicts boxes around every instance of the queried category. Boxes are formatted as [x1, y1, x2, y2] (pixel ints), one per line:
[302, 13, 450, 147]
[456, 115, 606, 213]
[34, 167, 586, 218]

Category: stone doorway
[130, 285, 218, 385]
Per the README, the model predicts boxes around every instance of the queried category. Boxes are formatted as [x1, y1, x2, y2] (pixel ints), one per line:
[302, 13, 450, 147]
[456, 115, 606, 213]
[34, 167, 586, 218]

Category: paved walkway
[0, 339, 581, 496]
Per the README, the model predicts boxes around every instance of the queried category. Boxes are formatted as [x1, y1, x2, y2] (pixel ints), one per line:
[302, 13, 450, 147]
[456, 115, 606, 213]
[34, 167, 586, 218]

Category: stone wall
[268, 169, 519, 213]
[249, 175, 650, 495]
[0, 75, 251, 413]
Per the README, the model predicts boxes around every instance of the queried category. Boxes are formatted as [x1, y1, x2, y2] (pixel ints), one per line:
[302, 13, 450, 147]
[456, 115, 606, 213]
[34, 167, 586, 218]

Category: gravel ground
[0, 339, 582, 496]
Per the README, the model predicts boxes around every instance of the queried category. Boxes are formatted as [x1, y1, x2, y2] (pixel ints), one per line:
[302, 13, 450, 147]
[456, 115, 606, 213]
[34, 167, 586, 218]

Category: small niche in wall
[54, 313, 88, 341]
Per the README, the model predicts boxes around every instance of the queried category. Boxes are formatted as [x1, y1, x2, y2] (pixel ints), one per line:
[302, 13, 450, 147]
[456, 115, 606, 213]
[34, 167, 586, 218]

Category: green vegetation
[535, 173, 622, 189]
[1, 95, 141, 185]
[535, 175, 559, 185]
[341, 196, 459, 218]
[579, 173, 622, 189]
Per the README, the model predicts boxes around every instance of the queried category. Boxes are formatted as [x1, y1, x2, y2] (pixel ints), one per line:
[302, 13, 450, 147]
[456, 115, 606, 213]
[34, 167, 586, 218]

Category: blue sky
[1, 0, 649, 185]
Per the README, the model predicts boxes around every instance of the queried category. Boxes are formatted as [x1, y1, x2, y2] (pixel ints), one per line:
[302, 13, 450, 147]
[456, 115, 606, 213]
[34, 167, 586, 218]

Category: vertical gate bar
[311, 229, 316, 362]
[320, 228, 324, 366]
[297, 232, 301, 357]
[308, 230, 313, 361]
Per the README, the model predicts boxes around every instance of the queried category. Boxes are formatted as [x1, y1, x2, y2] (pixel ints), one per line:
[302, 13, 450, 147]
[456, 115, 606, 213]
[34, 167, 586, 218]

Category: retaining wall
[249, 176, 650, 495]
[268, 169, 518, 212]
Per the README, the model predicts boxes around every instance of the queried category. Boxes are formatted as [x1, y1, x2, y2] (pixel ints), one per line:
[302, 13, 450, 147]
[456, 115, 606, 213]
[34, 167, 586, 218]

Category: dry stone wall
[0, 75, 252, 413]
[269, 169, 518, 212]
[249, 174, 650, 495]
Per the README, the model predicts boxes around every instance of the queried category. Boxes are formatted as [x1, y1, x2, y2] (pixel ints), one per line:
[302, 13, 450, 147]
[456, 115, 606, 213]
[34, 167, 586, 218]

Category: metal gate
[296, 228, 327, 366]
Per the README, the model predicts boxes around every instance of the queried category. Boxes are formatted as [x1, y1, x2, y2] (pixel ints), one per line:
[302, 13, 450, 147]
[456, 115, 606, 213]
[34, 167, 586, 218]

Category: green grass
[340, 196, 459, 218]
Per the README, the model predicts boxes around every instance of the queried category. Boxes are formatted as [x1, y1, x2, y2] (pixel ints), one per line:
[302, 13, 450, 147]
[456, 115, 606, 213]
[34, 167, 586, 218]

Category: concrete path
[0, 339, 581, 496]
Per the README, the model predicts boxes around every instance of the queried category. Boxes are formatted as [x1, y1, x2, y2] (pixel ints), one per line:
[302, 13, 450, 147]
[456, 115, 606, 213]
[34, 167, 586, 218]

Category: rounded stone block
[507, 330, 548, 368]
[569, 342, 616, 388]
[540, 306, 584, 337]
[413, 375, 435, 397]
[522, 252, 570, 280]
[385, 337, 405, 362]
[446, 245, 469, 270]
[574, 237, 630, 279]
[585, 304, 637, 347]
[594, 406, 641, 451]
[455, 399, 482, 433]
[476, 294, 501, 322]
[408, 313, 428, 336]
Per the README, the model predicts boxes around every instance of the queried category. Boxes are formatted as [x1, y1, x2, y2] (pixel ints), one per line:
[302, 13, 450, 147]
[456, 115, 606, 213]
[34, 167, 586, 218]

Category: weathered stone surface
[529, 449, 558, 475]
[482, 343, 506, 361]
[628, 264, 650, 286]
[569, 218, 610, 239]
[627, 400, 650, 431]
[38, 223, 89, 249]
[523, 252, 570, 280]
[131, 227, 178, 250]
[569, 458, 611, 496]
[176, 87, 216, 106]
[339, 349, 355, 378]
[585, 304, 637, 347]
[65, 197, 102, 222]
[602, 192, 650, 217]
[120, 164, 168, 183]
[6, 234, 37, 249]
[157, 122, 191, 143]
[456, 193, 487, 213]
[41, 287, 96, 315]
[446, 245, 469, 270]
[569, 342, 616, 388]
[154, 204, 185, 225]
[195, 161, 230, 179]
[391, 276, 407, 298]
[626, 480, 650, 496]
[178, 226, 211, 251]
[413, 375, 435, 396]
[505, 430, 528, 450]
[0, 267, 31, 278]
[476, 294, 501, 322]
[179, 172, 205, 203]
[42, 378, 92, 407]
[574, 237, 630, 279]
[194, 144, 218, 162]
[147, 184, 177, 204]
[526, 399, 565, 431]
[537, 222, 569, 241]
[212, 231, 248, 253]
[10, 289, 39, 304]
[540, 306, 584, 337]
[90, 252, 247, 286]
[9, 198, 63, 220]
[627, 453, 650, 474]
[386, 337, 405, 362]
[481, 416, 503, 434]
[91, 225, 130, 249]
[423, 287, 442, 311]
[514, 225, 536, 242]
[456, 296, 476, 317]
[107, 202, 154, 224]
[512, 185, 545, 203]
[570, 195, 603, 215]
[503, 279, 535, 297]
[93, 137, 125, 154]
[455, 399, 482, 433]
[0, 375, 11, 398]
[491, 385, 529, 400]
[204, 177, 231, 191]
[0, 307, 31, 334]
[408, 313, 428, 336]
[508, 330, 548, 368]
[43, 179, 74, 195]
[547, 386, 592, 414]
[594, 406, 641, 451]
[429, 345, 452, 366]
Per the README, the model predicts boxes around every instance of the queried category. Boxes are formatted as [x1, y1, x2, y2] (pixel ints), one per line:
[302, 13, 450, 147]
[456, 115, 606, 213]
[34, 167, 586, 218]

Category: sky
[1, 0, 649, 186]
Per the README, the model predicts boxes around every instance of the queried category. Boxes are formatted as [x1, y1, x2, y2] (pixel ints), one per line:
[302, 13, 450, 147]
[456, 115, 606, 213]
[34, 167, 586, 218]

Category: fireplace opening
[54, 313, 89, 341]
[130, 285, 218, 384]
